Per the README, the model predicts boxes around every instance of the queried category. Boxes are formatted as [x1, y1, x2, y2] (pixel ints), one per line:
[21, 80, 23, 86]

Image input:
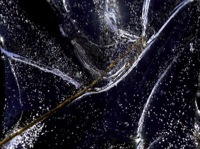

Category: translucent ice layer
[0, 0, 200, 148]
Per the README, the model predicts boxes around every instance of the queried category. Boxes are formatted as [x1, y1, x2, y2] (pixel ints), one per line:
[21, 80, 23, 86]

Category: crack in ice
[0, 48, 80, 88]
[137, 56, 178, 148]
[147, 0, 194, 44]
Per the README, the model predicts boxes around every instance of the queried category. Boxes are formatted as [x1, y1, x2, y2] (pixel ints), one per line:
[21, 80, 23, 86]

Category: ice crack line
[0, 48, 80, 88]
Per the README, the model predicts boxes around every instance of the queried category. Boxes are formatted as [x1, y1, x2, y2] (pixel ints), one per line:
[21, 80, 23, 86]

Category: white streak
[62, 0, 70, 13]
[136, 57, 177, 148]
[195, 99, 200, 117]
[8, 59, 23, 106]
[0, 48, 80, 88]
[0, 35, 4, 46]
[106, 62, 126, 79]
[147, 0, 194, 44]
[141, 0, 151, 37]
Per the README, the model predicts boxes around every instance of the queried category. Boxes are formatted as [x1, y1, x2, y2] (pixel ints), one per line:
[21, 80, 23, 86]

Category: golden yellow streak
[0, 37, 143, 146]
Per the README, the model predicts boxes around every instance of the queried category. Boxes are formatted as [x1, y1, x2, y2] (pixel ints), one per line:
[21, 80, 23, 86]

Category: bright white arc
[136, 57, 177, 148]
[147, 0, 194, 44]
[0, 48, 81, 88]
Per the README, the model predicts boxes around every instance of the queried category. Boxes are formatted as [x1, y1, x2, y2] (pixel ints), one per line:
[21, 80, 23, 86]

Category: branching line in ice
[101, 37, 152, 91]
[147, 0, 194, 44]
[173, 0, 194, 13]
[0, 37, 144, 147]
[106, 62, 126, 79]
[8, 59, 23, 106]
[136, 56, 178, 148]
[72, 38, 151, 102]
[141, 0, 151, 37]
[0, 48, 80, 88]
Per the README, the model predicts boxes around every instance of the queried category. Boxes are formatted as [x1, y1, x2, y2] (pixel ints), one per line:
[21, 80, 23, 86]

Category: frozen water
[0, 0, 200, 148]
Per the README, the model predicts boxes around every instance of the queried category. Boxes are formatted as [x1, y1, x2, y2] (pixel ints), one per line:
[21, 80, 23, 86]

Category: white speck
[190, 43, 195, 52]
[0, 36, 4, 46]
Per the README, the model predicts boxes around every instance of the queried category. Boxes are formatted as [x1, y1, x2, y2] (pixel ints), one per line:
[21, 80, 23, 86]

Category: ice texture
[0, 0, 200, 148]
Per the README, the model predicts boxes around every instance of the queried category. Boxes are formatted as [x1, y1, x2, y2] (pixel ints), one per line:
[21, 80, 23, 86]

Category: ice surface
[0, 0, 200, 148]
